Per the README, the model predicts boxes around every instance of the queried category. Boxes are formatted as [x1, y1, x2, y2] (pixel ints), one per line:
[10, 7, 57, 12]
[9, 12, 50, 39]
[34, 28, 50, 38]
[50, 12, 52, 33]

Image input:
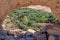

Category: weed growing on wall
[5, 7, 55, 30]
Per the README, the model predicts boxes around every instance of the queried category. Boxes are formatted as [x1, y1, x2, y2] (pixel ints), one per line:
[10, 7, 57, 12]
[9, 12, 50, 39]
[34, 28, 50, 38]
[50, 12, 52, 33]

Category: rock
[46, 25, 60, 36]
[27, 5, 52, 13]
[25, 32, 33, 37]
[57, 36, 60, 40]
[34, 31, 46, 40]
[48, 35, 55, 40]
[25, 32, 36, 40]
[27, 29, 36, 34]
[0, 25, 3, 31]
[15, 31, 36, 40]
[40, 26, 47, 32]
[26, 37, 35, 40]
[20, 38, 25, 40]
[40, 23, 53, 32]
[0, 33, 8, 39]
[9, 29, 23, 37]
[21, 31, 26, 34]
[5, 36, 15, 40]
[14, 33, 26, 40]
[0, 30, 9, 39]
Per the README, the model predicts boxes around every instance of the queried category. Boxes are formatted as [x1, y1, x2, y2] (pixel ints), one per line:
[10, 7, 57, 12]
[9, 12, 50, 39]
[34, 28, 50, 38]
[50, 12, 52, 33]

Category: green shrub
[5, 7, 55, 30]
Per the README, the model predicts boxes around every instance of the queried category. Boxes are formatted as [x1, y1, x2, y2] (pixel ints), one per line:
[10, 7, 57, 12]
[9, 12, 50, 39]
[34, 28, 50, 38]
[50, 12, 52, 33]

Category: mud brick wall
[0, 0, 60, 24]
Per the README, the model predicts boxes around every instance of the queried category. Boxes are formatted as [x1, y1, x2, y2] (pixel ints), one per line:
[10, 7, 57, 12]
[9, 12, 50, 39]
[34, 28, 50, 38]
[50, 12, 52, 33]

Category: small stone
[40, 26, 47, 32]
[58, 36, 60, 40]
[25, 32, 36, 40]
[27, 29, 36, 34]
[25, 32, 33, 37]
[15, 37, 25, 40]
[48, 35, 55, 40]
[20, 38, 25, 40]
[5, 36, 15, 40]
[9, 29, 22, 37]
[26, 37, 35, 40]
[21, 31, 26, 34]
[34, 31, 46, 40]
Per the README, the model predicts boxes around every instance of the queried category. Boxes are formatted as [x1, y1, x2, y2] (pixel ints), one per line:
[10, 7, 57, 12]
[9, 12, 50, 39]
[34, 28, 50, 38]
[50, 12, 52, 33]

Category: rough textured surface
[47, 25, 60, 36]
[27, 5, 52, 13]
[0, 24, 60, 40]
[0, 0, 60, 40]
[48, 35, 55, 40]
[0, 0, 60, 24]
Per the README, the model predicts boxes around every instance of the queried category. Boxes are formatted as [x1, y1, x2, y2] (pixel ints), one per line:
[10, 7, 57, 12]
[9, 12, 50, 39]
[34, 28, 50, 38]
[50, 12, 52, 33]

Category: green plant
[4, 7, 55, 30]
[39, 16, 48, 22]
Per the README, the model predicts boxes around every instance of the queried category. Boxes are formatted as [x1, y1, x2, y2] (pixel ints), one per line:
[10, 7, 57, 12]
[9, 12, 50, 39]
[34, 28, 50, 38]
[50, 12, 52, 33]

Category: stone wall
[0, 0, 60, 24]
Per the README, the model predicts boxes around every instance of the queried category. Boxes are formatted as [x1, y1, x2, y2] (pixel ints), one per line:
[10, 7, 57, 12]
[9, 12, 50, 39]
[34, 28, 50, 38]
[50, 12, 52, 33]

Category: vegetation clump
[5, 7, 55, 30]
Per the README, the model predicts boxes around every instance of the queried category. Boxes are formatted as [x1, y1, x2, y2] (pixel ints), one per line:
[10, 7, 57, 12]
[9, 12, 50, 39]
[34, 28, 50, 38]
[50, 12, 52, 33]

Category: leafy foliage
[5, 7, 55, 30]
